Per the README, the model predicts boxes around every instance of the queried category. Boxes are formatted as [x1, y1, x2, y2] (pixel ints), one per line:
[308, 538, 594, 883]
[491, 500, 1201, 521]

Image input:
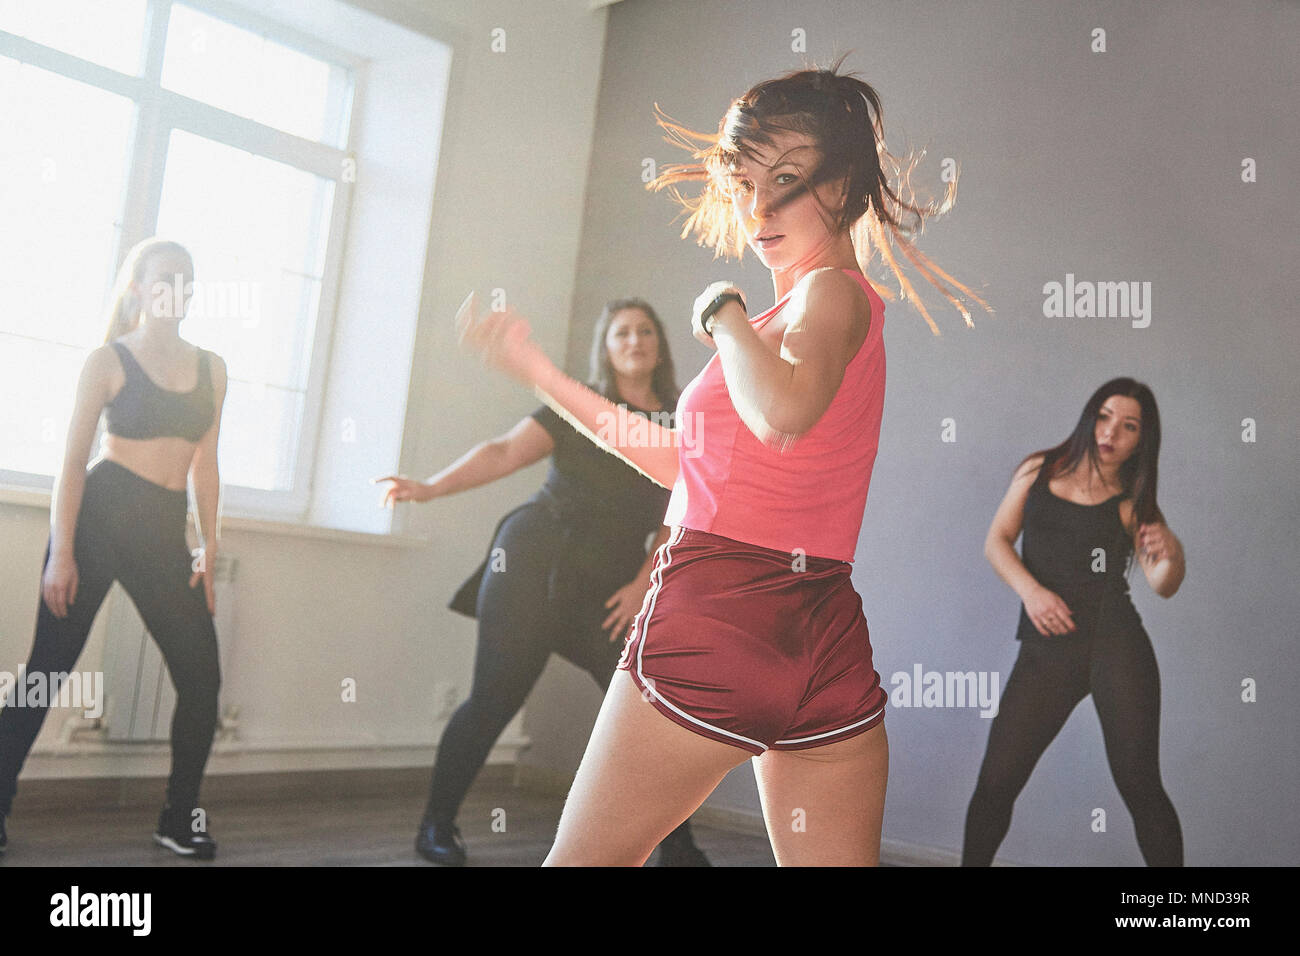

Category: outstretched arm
[532, 364, 679, 489]
[455, 293, 680, 489]
[375, 415, 554, 506]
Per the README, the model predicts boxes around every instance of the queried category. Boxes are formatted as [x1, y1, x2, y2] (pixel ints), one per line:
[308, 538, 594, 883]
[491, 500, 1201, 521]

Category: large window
[0, 0, 355, 515]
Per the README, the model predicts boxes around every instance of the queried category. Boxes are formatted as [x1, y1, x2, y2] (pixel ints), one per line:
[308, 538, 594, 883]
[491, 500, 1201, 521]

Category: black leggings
[962, 624, 1183, 866]
[0, 459, 220, 816]
[425, 502, 645, 826]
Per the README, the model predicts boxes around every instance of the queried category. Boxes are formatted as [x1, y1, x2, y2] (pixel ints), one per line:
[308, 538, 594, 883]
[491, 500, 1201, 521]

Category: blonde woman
[0, 238, 227, 859]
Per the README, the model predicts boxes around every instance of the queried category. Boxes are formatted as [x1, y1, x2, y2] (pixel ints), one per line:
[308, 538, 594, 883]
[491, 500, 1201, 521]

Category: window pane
[161, 4, 351, 146]
[0, 58, 134, 345]
[215, 380, 305, 492]
[0, 336, 86, 478]
[0, 0, 148, 75]
[156, 129, 336, 492]
[0, 57, 135, 478]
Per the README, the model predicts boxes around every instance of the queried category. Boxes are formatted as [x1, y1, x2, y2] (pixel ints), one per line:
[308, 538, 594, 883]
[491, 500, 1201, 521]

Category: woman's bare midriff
[102, 435, 197, 491]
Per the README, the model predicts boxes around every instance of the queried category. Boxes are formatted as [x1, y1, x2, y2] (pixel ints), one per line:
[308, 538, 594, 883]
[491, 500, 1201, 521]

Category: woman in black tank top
[963, 377, 1186, 866]
[1013, 463, 1141, 645]
[0, 238, 228, 861]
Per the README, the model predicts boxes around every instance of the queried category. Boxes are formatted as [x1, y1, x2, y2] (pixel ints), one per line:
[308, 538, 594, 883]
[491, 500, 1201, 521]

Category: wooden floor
[0, 766, 777, 867]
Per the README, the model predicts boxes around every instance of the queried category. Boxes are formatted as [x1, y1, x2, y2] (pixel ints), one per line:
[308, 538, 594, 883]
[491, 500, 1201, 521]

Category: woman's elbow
[1155, 575, 1183, 599]
[750, 407, 816, 451]
[761, 400, 822, 444]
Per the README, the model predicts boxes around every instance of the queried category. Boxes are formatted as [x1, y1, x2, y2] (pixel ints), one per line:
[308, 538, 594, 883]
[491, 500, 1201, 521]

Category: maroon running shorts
[617, 526, 887, 756]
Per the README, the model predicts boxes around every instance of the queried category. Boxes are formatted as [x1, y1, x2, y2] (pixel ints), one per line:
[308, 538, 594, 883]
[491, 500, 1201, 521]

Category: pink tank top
[664, 269, 886, 562]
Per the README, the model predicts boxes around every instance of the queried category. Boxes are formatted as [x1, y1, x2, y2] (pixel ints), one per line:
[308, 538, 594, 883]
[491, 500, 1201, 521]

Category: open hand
[1024, 584, 1076, 637]
[455, 292, 554, 387]
[374, 475, 431, 508]
[602, 579, 650, 643]
[1137, 523, 1175, 563]
[41, 551, 79, 619]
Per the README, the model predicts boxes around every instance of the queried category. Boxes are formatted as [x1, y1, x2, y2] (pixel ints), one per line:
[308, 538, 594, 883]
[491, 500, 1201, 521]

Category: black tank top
[448, 399, 676, 619]
[1016, 462, 1139, 640]
[105, 341, 215, 442]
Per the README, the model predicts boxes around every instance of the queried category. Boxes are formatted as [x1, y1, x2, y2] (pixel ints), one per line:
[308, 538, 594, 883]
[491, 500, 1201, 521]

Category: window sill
[0, 485, 429, 550]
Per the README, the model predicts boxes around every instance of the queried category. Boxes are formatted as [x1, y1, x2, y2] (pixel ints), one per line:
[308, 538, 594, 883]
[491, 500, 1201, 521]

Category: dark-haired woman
[378, 299, 709, 866]
[0, 237, 227, 859]
[963, 379, 1185, 866]
[456, 64, 989, 865]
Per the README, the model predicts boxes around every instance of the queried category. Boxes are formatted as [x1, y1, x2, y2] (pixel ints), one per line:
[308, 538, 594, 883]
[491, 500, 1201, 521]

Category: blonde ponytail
[103, 238, 192, 343]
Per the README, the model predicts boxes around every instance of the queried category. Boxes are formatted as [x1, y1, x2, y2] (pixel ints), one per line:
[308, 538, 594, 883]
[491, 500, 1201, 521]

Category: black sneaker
[153, 804, 216, 860]
[415, 820, 467, 866]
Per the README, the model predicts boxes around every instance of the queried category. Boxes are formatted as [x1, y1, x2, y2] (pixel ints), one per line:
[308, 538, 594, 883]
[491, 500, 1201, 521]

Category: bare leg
[751, 722, 889, 866]
[543, 670, 750, 866]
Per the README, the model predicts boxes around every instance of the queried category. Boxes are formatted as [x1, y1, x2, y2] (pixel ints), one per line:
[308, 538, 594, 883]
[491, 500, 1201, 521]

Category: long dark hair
[586, 298, 680, 411]
[649, 56, 991, 335]
[1021, 378, 1165, 563]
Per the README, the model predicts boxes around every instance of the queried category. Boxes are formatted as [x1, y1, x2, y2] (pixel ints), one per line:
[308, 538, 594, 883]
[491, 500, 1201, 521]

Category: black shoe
[416, 821, 467, 866]
[653, 832, 712, 867]
[153, 804, 216, 860]
[0, 813, 7, 855]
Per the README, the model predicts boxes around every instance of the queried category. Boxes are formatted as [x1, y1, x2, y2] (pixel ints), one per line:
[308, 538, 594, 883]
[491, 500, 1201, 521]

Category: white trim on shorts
[774, 703, 886, 747]
[631, 525, 771, 754]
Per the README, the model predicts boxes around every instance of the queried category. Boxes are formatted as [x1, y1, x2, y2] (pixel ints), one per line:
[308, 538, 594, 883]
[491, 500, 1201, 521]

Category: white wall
[0, 0, 610, 786]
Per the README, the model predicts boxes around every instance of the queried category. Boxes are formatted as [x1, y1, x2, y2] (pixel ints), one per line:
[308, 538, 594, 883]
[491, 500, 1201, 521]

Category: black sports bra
[105, 341, 215, 442]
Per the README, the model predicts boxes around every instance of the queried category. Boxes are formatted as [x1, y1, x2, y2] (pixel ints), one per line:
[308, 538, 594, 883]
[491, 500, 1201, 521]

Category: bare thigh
[543, 669, 752, 866]
[751, 722, 890, 866]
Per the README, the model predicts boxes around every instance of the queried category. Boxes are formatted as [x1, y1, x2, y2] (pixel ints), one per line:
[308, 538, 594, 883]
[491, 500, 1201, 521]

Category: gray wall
[521, 0, 1300, 865]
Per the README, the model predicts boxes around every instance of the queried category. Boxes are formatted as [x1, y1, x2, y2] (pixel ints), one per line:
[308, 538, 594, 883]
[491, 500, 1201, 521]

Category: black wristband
[700, 292, 745, 337]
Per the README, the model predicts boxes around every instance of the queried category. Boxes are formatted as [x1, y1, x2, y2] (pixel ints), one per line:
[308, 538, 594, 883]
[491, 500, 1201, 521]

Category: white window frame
[0, 0, 360, 519]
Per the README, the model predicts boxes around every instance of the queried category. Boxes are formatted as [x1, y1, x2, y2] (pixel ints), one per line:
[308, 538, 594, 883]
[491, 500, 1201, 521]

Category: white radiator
[101, 552, 237, 742]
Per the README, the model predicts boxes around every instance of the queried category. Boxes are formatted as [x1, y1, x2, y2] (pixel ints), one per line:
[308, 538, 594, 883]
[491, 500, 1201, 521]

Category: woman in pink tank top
[457, 61, 988, 866]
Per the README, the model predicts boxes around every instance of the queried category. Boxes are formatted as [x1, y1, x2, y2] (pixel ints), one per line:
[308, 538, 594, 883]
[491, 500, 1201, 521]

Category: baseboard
[10, 762, 516, 813]
[20, 737, 527, 784]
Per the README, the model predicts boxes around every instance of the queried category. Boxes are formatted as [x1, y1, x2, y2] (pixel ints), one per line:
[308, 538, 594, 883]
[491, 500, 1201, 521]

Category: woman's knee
[971, 753, 1032, 806]
[446, 692, 520, 740]
[171, 657, 220, 709]
[176, 678, 220, 716]
[1110, 760, 1166, 806]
